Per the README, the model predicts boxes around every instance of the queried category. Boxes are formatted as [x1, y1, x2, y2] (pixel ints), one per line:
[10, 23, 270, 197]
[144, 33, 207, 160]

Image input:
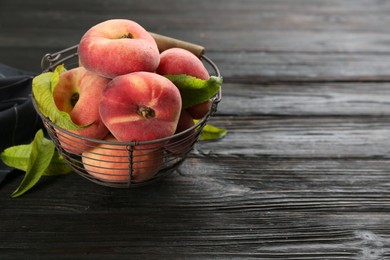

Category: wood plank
[4, 48, 390, 82]
[218, 82, 390, 116]
[0, 212, 389, 259]
[2, 156, 390, 210]
[209, 51, 390, 82]
[200, 116, 390, 158]
[4, 0, 390, 34]
[5, 29, 390, 53]
[1, 158, 390, 258]
[3, 0, 390, 78]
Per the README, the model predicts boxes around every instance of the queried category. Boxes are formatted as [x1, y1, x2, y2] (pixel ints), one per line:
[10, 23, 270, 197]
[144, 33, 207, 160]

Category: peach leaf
[32, 66, 92, 130]
[164, 75, 222, 109]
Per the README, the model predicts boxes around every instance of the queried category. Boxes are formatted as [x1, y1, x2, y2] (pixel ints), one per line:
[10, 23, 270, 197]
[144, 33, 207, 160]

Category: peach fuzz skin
[78, 19, 160, 78]
[156, 47, 212, 119]
[53, 66, 110, 154]
[99, 71, 182, 142]
[156, 48, 210, 80]
[166, 109, 196, 155]
[82, 135, 163, 183]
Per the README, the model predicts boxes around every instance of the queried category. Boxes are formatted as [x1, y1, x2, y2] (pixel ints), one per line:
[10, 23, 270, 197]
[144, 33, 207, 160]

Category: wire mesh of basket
[33, 44, 221, 188]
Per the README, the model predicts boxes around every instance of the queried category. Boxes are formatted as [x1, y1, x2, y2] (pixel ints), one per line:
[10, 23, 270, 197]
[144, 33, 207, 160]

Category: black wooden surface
[2, 0, 390, 259]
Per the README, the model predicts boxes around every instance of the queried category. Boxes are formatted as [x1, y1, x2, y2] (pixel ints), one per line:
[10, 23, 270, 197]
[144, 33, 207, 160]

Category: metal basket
[33, 45, 221, 188]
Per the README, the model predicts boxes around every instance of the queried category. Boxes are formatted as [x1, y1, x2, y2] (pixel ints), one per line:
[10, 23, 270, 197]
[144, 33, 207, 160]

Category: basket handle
[150, 32, 205, 57]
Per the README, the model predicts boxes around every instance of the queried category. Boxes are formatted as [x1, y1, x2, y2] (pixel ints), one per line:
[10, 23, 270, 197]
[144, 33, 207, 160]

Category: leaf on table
[164, 74, 222, 109]
[44, 152, 73, 176]
[1, 129, 73, 198]
[10, 129, 55, 197]
[1, 133, 72, 177]
[32, 65, 91, 130]
[1, 144, 32, 172]
[195, 121, 227, 141]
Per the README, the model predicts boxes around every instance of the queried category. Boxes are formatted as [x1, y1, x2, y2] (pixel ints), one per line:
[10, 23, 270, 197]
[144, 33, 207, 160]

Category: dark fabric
[0, 63, 43, 183]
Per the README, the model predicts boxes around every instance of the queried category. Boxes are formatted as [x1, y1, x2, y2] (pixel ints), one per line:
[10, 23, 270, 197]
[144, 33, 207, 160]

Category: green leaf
[1, 134, 73, 177]
[32, 65, 91, 130]
[11, 129, 56, 197]
[1, 144, 32, 172]
[196, 121, 227, 141]
[164, 75, 222, 109]
[44, 152, 73, 176]
[50, 63, 67, 93]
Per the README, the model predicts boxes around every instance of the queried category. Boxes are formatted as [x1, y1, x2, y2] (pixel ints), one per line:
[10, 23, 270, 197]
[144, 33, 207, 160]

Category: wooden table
[1, 0, 390, 258]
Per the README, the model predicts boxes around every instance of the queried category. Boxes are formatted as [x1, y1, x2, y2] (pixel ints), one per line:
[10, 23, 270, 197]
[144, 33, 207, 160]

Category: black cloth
[0, 63, 43, 184]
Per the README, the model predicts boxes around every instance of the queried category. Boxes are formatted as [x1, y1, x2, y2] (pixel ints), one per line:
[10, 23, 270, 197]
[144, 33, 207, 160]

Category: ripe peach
[166, 109, 196, 155]
[81, 135, 163, 183]
[99, 71, 182, 142]
[156, 47, 209, 80]
[53, 67, 110, 154]
[156, 47, 212, 119]
[186, 100, 212, 119]
[175, 109, 196, 134]
[78, 19, 160, 78]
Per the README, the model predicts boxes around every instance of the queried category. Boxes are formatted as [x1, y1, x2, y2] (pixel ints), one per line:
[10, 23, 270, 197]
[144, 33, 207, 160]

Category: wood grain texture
[219, 82, 390, 116]
[1, 0, 390, 259]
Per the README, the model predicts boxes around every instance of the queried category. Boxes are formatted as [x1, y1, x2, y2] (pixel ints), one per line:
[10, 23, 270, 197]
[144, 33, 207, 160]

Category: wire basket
[33, 44, 222, 188]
